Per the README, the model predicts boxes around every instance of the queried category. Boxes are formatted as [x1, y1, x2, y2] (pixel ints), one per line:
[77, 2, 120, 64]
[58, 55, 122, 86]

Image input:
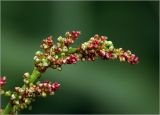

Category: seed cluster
[34, 31, 138, 72]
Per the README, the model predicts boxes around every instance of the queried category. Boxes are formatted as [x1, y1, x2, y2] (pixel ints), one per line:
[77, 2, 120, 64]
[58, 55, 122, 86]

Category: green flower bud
[15, 100, 19, 105]
[11, 94, 16, 100]
[57, 67, 62, 71]
[23, 79, 29, 84]
[127, 50, 131, 55]
[20, 105, 24, 110]
[25, 98, 31, 105]
[24, 72, 30, 78]
[63, 46, 68, 52]
[5, 91, 11, 96]
[109, 46, 114, 51]
[57, 43, 61, 47]
[119, 56, 126, 62]
[107, 41, 112, 46]
[57, 36, 64, 42]
[43, 62, 48, 67]
[0, 90, 5, 95]
[55, 55, 59, 59]
[42, 92, 47, 97]
[61, 53, 65, 56]
[19, 96, 22, 99]
[35, 51, 42, 56]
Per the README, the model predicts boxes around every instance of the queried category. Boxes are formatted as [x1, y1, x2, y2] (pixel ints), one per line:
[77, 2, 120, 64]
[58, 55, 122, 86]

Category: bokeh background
[1, 1, 159, 114]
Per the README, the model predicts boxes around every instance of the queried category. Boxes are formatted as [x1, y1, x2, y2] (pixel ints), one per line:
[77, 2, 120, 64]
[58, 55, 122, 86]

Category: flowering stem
[28, 67, 41, 83]
[2, 48, 77, 114]
[1, 31, 138, 114]
[3, 68, 41, 114]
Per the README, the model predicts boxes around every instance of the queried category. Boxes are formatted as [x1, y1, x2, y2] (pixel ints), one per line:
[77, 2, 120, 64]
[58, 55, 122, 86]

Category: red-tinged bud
[54, 47, 62, 53]
[128, 54, 139, 64]
[105, 52, 113, 59]
[0, 76, 6, 87]
[42, 36, 53, 50]
[66, 54, 78, 64]
[90, 39, 99, 49]
[71, 31, 80, 39]
[51, 82, 60, 91]
[99, 50, 106, 57]
[100, 36, 107, 41]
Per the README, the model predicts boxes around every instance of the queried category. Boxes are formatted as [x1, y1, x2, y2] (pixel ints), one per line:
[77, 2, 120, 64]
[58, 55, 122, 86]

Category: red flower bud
[51, 82, 60, 91]
[0, 76, 6, 87]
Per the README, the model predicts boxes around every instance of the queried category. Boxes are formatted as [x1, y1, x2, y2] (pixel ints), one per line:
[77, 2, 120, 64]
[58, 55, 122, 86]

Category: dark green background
[1, 1, 159, 114]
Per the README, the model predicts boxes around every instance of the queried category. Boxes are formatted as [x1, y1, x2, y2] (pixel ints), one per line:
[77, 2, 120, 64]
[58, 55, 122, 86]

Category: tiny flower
[24, 72, 30, 78]
[15, 100, 19, 105]
[57, 36, 64, 42]
[100, 36, 107, 41]
[71, 31, 80, 39]
[25, 98, 31, 105]
[107, 41, 113, 46]
[5, 91, 11, 96]
[99, 50, 106, 57]
[42, 36, 53, 50]
[57, 67, 62, 71]
[52, 82, 60, 91]
[0, 76, 6, 87]
[105, 52, 113, 59]
[119, 55, 126, 62]
[66, 54, 78, 64]
[35, 51, 42, 56]
[109, 46, 114, 51]
[62, 46, 68, 52]
[128, 54, 139, 64]
[42, 92, 47, 97]
[11, 94, 16, 100]
[43, 62, 48, 67]
[19, 95, 22, 99]
[54, 55, 59, 59]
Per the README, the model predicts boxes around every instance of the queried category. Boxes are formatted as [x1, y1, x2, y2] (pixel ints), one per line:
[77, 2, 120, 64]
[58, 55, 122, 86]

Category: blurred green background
[1, 1, 159, 114]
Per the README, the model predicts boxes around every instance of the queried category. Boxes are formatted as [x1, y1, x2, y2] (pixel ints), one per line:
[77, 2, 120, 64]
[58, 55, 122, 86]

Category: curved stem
[2, 67, 41, 115]
[2, 48, 77, 114]
[29, 67, 41, 83]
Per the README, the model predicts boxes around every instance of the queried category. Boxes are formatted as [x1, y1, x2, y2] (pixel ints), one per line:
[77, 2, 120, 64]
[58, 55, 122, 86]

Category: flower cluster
[1, 73, 60, 113]
[64, 31, 80, 46]
[34, 31, 81, 72]
[34, 31, 138, 72]
[1, 31, 139, 115]
[78, 34, 138, 64]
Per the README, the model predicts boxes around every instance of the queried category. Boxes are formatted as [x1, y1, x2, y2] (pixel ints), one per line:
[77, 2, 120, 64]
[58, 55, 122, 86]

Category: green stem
[2, 48, 76, 114]
[2, 103, 12, 115]
[2, 67, 41, 115]
[29, 67, 41, 83]
[68, 48, 77, 54]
